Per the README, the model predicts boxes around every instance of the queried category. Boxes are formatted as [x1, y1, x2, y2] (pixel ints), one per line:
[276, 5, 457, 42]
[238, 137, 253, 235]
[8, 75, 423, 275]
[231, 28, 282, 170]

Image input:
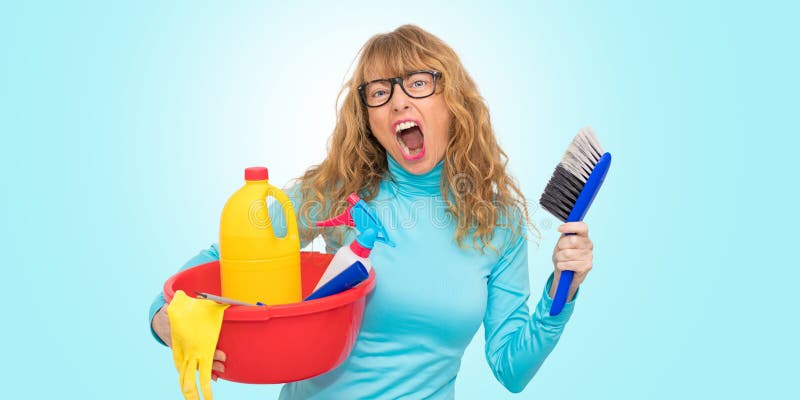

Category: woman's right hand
[152, 305, 228, 381]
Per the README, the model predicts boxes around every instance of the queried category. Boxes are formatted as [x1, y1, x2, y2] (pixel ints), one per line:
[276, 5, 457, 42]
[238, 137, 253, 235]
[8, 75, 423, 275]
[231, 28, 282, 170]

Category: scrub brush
[539, 126, 611, 316]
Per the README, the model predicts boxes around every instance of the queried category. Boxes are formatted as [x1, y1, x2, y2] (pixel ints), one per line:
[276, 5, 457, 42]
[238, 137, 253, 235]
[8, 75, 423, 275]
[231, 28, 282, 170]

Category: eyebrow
[365, 70, 429, 82]
[364, 72, 393, 82]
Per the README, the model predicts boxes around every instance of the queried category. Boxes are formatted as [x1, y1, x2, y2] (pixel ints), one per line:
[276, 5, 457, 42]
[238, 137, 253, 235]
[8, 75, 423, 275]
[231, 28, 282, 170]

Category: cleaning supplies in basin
[162, 255, 376, 384]
[219, 166, 301, 305]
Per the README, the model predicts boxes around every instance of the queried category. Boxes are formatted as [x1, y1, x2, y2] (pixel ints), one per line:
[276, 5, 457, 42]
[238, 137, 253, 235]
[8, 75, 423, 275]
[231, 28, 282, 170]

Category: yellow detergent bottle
[219, 166, 301, 305]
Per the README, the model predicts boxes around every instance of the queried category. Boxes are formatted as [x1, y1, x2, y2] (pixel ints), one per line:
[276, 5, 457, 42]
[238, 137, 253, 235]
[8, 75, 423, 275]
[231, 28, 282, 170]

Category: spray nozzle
[315, 193, 395, 247]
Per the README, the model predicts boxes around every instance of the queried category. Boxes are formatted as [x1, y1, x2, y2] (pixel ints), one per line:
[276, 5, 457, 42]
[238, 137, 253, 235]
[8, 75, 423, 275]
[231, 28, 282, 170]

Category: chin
[397, 155, 437, 175]
[405, 164, 433, 175]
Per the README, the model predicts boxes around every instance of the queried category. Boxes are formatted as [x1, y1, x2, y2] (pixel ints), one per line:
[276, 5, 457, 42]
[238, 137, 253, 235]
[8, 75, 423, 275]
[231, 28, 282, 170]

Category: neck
[385, 154, 444, 197]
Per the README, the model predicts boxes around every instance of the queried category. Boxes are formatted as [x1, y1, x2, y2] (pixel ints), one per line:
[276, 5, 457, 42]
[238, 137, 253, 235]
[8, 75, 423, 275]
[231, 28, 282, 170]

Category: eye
[411, 80, 427, 88]
[366, 80, 391, 99]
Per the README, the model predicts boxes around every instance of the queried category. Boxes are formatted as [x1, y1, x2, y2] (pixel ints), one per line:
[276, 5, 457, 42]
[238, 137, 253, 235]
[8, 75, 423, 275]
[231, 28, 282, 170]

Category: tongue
[400, 127, 424, 150]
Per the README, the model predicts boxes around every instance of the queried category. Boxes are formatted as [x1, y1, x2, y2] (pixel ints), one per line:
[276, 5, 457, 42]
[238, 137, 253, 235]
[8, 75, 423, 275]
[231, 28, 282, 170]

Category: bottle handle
[267, 186, 299, 241]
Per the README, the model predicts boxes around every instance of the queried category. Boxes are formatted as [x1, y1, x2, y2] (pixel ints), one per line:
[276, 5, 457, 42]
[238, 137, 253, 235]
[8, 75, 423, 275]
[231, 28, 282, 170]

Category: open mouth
[394, 120, 425, 161]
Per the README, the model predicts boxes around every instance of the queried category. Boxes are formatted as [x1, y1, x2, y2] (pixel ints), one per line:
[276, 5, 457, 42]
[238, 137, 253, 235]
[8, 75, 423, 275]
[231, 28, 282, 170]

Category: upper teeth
[395, 121, 418, 134]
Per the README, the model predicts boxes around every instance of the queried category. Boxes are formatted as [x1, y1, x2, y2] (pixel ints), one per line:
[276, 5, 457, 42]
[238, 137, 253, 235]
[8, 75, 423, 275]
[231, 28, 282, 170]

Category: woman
[150, 24, 594, 399]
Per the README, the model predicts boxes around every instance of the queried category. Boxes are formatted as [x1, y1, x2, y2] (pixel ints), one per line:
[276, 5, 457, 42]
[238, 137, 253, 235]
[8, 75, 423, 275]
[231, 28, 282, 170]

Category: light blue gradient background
[3, 1, 797, 398]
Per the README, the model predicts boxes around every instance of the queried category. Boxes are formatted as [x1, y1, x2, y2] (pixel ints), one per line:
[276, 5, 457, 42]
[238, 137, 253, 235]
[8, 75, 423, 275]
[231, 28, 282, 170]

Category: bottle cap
[245, 167, 269, 181]
[350, 229, 375, 258]
[354, 228, 377, 249]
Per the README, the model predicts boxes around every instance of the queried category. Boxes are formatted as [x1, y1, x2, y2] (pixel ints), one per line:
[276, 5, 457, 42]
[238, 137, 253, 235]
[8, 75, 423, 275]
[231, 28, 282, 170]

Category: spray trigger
[315, 193, 395, 247]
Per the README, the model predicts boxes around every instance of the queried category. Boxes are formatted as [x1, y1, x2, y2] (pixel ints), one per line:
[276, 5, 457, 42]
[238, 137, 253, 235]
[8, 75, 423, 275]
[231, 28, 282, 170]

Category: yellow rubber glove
[168, 290, 229, 400]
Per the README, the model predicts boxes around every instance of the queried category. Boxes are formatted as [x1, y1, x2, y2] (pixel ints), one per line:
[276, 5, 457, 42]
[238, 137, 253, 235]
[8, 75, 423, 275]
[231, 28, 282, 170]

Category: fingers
[552, 223, 594, 294]
[553, 223, 594, 274]
[553, 246, 593, 273]
[212, 361, 225, 375]
[556, 233, 593, 250]
[212, 349, 226, 382]
[562, 236, 592, 249]
[553, 248, 593, 262]
[554, 260, 593, 274]
[557, 222, 589, 236]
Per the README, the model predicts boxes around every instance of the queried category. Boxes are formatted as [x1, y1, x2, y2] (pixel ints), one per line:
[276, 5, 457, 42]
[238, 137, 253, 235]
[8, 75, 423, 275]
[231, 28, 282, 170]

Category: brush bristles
[539, 127, 604, 222]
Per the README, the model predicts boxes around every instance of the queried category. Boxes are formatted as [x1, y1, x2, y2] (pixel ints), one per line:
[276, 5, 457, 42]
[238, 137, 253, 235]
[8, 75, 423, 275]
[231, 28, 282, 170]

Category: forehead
[361, 52, 430, 82]
[363, 66, 403, 82]
[363, 67, 432, 83]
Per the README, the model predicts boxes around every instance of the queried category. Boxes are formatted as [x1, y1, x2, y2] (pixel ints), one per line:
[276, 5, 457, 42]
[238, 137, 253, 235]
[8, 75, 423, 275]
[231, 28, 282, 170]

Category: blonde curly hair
[294, 24, 539, 253]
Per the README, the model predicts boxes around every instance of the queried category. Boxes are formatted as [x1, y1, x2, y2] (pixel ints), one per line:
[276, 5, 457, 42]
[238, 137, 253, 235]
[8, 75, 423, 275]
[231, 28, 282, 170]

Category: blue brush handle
[550, 152, 612, 316]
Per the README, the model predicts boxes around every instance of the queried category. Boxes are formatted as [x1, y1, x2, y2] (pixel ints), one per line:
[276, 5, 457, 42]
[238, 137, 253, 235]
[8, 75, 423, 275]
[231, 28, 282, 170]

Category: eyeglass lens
[363, 72, 435, 107]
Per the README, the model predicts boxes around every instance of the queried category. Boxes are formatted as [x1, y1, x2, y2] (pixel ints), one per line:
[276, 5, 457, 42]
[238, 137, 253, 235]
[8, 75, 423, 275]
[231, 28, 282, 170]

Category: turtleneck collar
[385, 154, 444, 197]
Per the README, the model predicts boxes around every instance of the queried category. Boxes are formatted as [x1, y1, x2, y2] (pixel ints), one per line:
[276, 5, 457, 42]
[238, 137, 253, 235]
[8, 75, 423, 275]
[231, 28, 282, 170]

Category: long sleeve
[147, 183, 319, 346]
[482, 231, 579, 393]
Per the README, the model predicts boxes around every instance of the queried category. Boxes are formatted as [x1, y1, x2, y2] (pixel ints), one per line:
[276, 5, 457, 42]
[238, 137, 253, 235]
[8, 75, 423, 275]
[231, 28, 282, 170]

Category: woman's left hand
[549, 222, 594, 302]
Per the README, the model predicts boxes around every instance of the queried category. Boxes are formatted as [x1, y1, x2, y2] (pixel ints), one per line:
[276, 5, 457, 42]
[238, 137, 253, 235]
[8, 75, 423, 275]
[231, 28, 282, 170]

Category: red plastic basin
[163, 251, 375, 384]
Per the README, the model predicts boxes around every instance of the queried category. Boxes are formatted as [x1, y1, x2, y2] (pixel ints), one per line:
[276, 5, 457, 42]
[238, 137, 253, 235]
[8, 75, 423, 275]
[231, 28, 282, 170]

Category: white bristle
[539, 126, 608, 222]
[559, 126, 604, 183]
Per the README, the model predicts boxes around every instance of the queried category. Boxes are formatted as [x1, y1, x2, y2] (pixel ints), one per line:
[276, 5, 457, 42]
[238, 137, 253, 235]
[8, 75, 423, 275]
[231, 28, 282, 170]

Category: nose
[390, 82, 412, 112]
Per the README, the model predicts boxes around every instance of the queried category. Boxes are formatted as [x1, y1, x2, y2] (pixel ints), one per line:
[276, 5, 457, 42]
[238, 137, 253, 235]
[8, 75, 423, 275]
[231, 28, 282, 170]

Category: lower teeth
[401, 144, 420, 156]
[398, 138, 422, 156]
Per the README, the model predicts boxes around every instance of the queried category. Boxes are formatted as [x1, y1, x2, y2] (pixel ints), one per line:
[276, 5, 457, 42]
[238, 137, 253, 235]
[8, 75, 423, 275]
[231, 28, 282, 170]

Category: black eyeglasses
[358, 70, 441, 107]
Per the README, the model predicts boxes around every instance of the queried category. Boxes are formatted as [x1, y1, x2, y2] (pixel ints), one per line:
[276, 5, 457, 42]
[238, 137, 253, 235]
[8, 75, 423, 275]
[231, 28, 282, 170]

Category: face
[364, 72, 452, 175]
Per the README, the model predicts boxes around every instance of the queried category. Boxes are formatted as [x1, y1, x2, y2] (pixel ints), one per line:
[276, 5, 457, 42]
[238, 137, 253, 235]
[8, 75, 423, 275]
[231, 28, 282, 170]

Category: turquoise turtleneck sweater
[149, 155, 577, 399]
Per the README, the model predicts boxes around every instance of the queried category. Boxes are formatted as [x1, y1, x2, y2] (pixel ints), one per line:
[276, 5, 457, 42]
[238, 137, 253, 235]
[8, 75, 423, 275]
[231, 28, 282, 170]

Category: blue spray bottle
[311, 193, 395, 293]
